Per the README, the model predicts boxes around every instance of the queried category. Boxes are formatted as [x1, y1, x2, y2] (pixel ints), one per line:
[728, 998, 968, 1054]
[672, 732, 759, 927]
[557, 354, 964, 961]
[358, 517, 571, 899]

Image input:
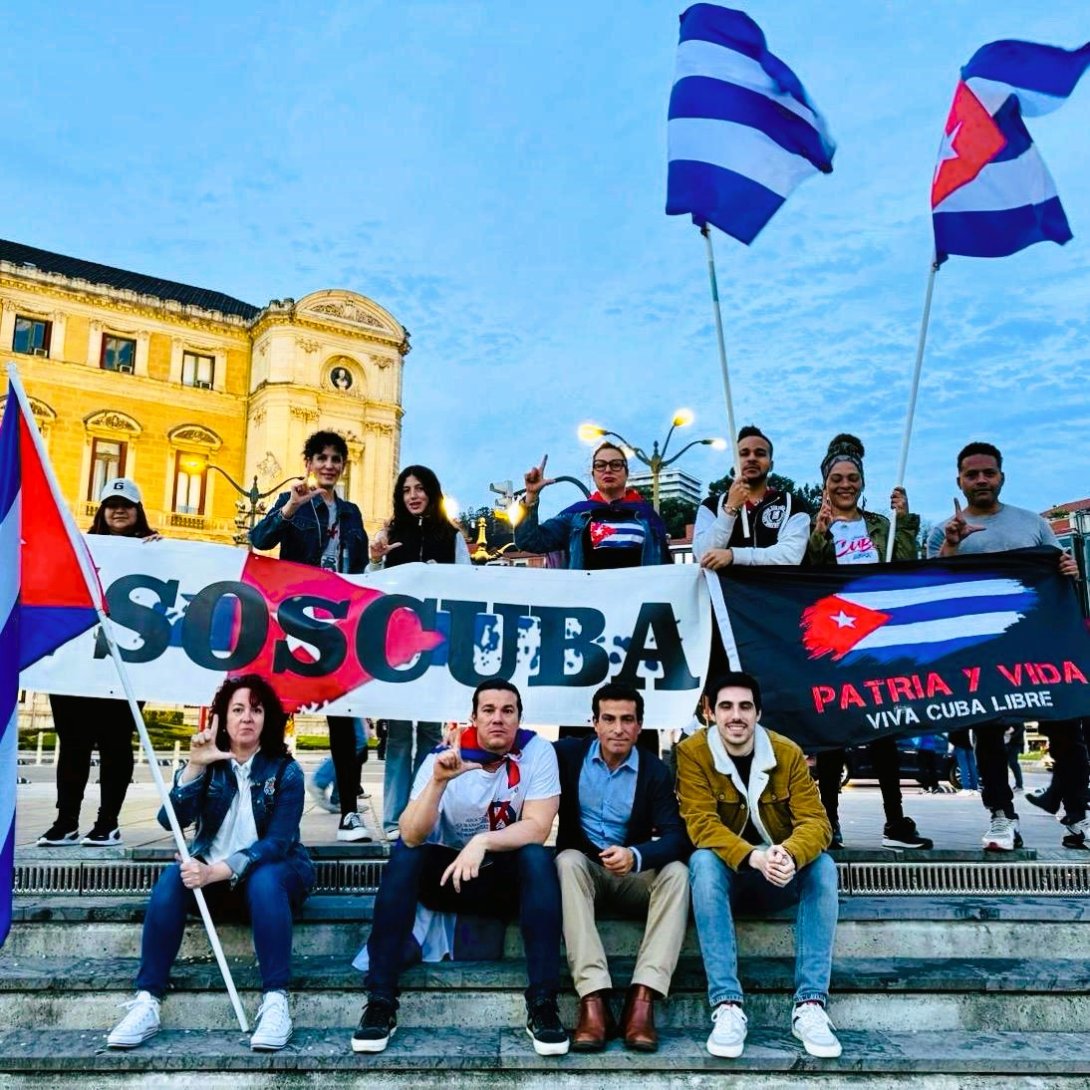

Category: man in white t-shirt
[352, 679, 568, 1057]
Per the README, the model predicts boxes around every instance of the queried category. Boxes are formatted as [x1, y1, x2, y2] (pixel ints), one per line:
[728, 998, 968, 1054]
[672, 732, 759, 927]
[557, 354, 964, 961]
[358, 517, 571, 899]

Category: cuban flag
[802, 570, 1038, 666]
[0, 373, 104, 946]
[666, 4, 835, 244]
[932, 38, 1090, 261]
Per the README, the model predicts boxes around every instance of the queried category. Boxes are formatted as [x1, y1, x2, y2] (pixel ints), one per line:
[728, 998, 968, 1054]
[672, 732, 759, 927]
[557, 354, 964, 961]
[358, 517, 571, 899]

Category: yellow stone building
[0, 239, 407, 543]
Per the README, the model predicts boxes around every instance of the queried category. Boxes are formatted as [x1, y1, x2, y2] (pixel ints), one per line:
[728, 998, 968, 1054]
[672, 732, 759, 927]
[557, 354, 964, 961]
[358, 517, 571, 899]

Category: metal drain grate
[849, 861, 1090, 896]
[15, 863, 82, 894]
[337, 860, 385, 893]
[81, 862, 166, 895]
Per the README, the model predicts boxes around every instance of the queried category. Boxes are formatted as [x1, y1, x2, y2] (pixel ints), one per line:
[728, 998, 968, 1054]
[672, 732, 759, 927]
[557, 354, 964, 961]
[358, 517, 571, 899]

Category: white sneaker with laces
[706, 1002, 747, 1058]
[107, 991, 161, 1049]
[250, 990, 293, 1051]
[337, 812, 372, 842]
[792, 1001, 842, 1058]
[982, 811, 1021, 852]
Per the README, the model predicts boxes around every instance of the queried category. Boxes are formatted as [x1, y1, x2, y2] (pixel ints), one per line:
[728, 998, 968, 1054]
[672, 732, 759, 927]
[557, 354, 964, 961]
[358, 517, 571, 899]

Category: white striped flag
[666, 3, 835, 244]
[0, 373, 104, 945]
[932, 38, 1090, 260]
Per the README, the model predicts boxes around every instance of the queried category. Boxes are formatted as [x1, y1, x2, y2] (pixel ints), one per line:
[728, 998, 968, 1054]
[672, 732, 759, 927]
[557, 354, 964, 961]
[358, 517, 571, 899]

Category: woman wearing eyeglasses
[515, 443, 672, 569]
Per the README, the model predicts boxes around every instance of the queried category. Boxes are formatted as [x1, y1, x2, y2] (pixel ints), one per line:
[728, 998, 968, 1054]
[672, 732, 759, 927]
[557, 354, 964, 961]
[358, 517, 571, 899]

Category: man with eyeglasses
[515, 442, 672, 569]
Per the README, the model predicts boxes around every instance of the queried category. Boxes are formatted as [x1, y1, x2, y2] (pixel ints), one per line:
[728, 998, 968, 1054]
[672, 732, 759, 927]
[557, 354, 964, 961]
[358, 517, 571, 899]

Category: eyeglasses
[592, 460, 627, 472]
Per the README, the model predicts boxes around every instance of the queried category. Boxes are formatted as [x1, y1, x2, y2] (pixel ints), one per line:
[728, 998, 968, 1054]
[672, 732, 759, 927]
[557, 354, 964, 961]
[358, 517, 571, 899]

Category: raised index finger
[953, 497, 963, 518]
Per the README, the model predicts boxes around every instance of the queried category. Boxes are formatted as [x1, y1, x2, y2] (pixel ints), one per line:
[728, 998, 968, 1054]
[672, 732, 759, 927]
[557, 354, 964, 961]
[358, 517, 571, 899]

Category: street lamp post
[1071, 508, 1090, 617]
[577, 410, 726, 511]
[179, 455, 298, 547]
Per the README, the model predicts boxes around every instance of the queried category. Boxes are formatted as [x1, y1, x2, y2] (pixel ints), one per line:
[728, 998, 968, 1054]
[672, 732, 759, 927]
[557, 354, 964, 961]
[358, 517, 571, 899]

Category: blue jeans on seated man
[135, 860, 309, 997]
[689, 848, 838, 1007]
[366, 840, 561, 1004]
[382, 721, 442, 834]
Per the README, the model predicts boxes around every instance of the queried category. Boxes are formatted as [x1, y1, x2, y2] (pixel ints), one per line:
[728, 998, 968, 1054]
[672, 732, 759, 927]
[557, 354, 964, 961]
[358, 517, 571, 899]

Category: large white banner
[22, 538, 712, 729]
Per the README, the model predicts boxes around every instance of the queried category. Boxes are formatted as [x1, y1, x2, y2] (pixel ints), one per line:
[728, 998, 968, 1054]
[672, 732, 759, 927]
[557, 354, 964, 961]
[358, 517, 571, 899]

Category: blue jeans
[366, 841, 561, 1003]
[382, 721, 442, 834]
[954, 744, 980, 791]
[689, 848, 838, 1008]
[135, 861, 308, 997]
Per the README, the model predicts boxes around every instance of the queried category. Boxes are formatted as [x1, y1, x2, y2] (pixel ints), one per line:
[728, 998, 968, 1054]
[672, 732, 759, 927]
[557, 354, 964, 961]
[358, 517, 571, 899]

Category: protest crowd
[27, 422, 1087, 1063]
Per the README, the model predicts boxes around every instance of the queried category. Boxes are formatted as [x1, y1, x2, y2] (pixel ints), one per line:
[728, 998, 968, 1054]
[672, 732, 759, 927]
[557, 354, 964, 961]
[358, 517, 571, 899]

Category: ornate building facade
[0, 240, 407, 543]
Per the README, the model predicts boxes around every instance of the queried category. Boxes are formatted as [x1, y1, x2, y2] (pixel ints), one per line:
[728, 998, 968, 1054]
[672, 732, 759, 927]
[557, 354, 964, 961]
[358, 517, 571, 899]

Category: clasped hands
[748, 844, 796, 887]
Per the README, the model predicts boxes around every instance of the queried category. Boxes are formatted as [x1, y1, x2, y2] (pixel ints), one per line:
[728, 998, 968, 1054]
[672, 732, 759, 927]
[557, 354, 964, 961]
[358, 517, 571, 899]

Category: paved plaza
[13, 749, 1082, 856]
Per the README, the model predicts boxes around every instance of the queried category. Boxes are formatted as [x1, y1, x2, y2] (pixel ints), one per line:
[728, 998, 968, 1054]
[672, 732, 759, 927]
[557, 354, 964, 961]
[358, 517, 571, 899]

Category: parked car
[840, 737, 961, 790]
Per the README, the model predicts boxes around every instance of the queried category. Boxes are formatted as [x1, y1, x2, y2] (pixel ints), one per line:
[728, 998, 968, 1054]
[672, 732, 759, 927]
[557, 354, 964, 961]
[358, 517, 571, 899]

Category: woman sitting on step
[107, 674, 315, 1053]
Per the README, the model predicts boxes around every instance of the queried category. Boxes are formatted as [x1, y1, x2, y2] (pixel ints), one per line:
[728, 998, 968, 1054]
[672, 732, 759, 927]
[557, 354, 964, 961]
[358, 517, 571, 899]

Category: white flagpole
[885, 259, 940, 562]
[6, 364, 250, 1034]
[701, 225, 742, 475]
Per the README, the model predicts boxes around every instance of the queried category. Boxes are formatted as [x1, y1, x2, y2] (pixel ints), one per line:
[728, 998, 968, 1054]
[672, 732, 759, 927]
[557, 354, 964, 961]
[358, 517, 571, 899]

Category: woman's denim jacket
[160, 751, 315, 890]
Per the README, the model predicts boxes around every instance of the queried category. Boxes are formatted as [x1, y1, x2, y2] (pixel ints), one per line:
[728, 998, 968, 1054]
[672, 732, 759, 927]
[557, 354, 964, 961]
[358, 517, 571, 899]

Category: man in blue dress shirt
[554, 683, 691, 1053]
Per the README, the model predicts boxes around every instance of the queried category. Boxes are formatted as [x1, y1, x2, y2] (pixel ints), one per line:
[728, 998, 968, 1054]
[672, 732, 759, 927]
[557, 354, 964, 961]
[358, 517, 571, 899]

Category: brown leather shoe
[621, 983, 658, 1052]
[571, 991, 616, 1052]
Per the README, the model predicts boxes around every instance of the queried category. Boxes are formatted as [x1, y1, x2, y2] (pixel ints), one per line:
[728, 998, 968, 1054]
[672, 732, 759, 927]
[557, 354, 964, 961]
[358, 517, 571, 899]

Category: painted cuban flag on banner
[932, 38, 1090, 260]
[666, 3, 835, 244]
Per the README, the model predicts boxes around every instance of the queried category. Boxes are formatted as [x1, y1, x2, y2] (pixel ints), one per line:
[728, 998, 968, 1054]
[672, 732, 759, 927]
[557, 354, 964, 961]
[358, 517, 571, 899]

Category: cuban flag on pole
[0, 370, 104, 946]
[932, 38, 1090, 261]
[666, 4, 835, 244]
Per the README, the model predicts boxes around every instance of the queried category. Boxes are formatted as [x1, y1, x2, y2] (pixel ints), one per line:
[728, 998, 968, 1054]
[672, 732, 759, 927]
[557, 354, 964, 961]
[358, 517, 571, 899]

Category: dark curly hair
[820, 432, 865, 485]
[211, 674, 289, 758]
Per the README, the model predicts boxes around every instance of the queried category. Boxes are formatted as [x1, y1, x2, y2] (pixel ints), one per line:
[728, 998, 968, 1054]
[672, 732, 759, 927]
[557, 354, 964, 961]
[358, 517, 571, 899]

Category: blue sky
[4, 1, 1088, 528]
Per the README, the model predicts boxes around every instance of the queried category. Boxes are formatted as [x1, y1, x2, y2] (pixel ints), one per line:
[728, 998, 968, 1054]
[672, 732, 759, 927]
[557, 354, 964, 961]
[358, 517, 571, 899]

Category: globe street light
[489, 475, 591, 527]
[178, 455, 298, 547]
[577, 410, 727, 511]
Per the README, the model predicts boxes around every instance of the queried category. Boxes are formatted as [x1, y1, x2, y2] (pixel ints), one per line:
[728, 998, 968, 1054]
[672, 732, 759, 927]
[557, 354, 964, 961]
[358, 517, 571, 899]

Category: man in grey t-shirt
[926, 441, 1085, 852]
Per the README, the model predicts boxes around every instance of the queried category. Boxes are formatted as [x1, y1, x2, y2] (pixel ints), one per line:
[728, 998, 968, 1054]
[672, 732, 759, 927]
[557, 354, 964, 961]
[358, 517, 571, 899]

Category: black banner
[711, 548, 1090, 750]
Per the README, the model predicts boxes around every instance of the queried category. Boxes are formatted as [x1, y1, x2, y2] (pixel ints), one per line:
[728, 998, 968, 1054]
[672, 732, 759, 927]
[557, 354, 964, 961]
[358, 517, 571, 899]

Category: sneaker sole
[351, 1027, 394, 1053]
[706, 1040, 746, 1058]
[37, 838, 80, 847]
[881, 839, 933, 850]
[793, 1029, 842, 1059]
[337, 830, 374, 842]
[982, 839, 1015, 851]
[251, 1031, 292, 1052]
[82, 838, 123, 846]
[107, 1027, 160, 1049]
[525, 1027, 570, 1056]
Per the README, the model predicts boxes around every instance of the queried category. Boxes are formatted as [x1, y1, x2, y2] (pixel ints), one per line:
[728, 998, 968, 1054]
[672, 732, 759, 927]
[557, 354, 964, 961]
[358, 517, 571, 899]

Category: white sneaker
[307, 778, 338, 814]
[385, 828, 400, 842]
[706, 1002, 747, 1058]
[107, 991, 161, 1049]
[792, 1002, 842, 1058]
[337, 812, 373, 842]
[250, 991, 293, 1051]
[982, 811, 1022, 852]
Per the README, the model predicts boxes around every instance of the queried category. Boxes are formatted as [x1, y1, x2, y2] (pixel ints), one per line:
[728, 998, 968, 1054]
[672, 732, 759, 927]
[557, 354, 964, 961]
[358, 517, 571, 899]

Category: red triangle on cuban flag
[931, 81, 1007, 208]
[801, 594, 890, 662]
[589, 522, 616, 547]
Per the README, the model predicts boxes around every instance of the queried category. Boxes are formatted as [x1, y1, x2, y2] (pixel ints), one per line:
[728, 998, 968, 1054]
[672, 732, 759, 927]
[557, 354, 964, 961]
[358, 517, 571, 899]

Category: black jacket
[250, 492, 368, 573]
[554, 736, 691, 873]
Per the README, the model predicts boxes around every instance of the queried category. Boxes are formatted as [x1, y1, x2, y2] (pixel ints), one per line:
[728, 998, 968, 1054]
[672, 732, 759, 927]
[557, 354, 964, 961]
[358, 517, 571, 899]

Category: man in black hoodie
[554, 683, 690, 1054]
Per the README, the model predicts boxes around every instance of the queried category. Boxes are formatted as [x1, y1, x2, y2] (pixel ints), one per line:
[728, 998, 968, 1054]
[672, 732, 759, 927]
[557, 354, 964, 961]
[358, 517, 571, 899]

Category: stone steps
[1, 1027, 1089, 1087]
[10, 894, 1090, 960]
[1, 954, 1087, 1033]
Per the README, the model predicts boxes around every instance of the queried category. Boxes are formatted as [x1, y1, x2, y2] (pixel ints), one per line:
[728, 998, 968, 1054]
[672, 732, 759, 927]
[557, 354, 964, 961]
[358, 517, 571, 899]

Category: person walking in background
[250, 430, 372, 843]
[1005, 725, 1025, 793]
[38, 478, 161, 847]
[804, 435, 931, 851]
[367, 465, 470, 838]
[308, 719, 371, 813]
[950, 729, 980, 794]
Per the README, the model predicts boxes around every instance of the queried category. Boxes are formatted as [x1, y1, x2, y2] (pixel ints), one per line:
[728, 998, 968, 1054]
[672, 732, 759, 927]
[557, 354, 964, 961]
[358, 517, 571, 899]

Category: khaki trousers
[556, 848, 689, 998]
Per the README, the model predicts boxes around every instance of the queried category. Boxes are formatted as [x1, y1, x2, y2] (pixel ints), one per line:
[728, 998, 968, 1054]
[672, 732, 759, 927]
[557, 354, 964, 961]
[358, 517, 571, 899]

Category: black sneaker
[1025, 787, 1061, 815]
[351, 997, 397, 1053]
[526, 995, 570, 1056]
[882, 816, 933, 850]
[37, 822, 79, 847]
[82, 824, 123, 847]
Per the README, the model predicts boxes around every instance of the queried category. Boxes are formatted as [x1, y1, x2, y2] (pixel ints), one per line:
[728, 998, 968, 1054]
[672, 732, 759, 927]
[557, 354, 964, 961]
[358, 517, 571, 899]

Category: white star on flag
[831, 610, 856, 629]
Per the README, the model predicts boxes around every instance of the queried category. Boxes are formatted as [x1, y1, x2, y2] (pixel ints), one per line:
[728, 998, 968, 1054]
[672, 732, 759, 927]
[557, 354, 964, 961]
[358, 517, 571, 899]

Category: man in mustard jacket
[676, 671, 841, 1061]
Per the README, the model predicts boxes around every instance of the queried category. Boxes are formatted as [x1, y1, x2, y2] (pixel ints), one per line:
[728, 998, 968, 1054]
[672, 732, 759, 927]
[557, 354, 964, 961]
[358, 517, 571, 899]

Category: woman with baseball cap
[38, 477, 161, 847]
